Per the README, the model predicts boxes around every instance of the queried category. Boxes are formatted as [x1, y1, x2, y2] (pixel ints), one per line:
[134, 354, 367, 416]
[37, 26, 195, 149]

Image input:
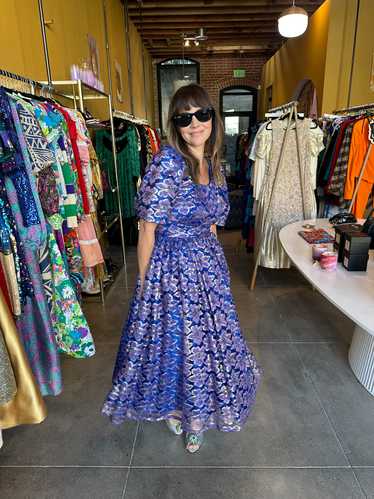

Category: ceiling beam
[128, 0, 324, 5]
[128, 6, 319, 16]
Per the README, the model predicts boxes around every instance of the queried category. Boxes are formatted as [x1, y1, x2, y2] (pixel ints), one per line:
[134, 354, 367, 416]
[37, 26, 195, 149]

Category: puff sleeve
[135, 147, 183, 224]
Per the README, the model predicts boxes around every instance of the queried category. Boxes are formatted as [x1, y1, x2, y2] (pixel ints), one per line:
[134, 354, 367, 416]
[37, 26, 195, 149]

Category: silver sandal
[185, 432, 204, 453]
[165, 417, 183, 435]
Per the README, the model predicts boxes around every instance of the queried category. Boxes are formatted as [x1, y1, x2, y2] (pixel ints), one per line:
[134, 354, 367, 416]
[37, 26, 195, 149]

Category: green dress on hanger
[95, 124, 141, 219]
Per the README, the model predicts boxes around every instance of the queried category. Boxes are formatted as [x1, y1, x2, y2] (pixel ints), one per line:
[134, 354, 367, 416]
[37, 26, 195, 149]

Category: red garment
[145, 126, 159, 155]
[55, 105, 90, 215]
[0, 262, 12, 312]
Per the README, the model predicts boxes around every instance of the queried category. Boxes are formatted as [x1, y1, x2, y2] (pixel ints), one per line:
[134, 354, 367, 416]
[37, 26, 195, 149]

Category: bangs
[173, 84, 211, 113]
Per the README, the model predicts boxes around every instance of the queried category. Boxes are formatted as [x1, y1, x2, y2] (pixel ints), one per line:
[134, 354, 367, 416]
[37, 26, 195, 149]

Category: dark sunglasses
[172, 107, 214, 128]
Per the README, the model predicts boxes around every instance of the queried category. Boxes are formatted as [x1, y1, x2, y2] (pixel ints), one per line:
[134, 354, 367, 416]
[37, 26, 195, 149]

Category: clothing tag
[369, 118, 374, 145]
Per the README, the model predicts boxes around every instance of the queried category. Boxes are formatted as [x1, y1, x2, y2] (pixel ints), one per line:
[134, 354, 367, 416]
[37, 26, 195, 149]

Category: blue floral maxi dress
[102, 146, 261, 433]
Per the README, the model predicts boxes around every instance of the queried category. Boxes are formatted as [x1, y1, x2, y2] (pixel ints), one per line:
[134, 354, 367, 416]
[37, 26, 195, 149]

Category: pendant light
[278, 1, 308, 38]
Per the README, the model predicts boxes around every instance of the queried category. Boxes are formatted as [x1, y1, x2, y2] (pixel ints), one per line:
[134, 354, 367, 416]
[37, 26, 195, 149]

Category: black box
[342, 251, 369, 271]
[334, 224, 362, 262]
[344, 232, 371, 255]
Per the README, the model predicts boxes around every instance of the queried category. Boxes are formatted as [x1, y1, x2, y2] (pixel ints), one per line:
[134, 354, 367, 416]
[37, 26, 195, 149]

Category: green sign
[233, 68, 246, 78]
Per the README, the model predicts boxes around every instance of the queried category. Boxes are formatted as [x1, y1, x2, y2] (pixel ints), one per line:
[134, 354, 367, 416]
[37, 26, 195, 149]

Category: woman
[102, 84, 261, 453]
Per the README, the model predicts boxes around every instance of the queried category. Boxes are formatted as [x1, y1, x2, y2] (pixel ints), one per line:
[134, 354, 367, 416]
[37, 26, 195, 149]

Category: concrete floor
[1, 231, 374, 498]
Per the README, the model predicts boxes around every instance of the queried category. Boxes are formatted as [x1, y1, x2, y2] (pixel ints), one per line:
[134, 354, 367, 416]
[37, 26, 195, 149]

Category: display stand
[42, 80, 128, 303]
[250, 100, 307, 290]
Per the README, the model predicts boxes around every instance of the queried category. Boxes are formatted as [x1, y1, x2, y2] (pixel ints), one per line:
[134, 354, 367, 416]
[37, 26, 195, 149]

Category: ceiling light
[278, 1, 308, 38]
[194, 40, 200, 46]
[184, 39, 190, 47]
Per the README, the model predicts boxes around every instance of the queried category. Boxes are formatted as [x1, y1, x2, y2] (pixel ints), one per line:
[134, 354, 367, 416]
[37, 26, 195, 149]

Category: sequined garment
[102, 146, 261, 433]
[254, 119, 324, 269]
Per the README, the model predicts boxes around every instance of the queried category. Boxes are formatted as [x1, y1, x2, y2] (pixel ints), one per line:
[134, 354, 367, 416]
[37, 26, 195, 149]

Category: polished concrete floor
[1, 231, 374, 498]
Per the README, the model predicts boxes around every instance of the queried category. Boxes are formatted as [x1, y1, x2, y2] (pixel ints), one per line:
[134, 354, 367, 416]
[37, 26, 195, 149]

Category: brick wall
[153, 55, 267, 131]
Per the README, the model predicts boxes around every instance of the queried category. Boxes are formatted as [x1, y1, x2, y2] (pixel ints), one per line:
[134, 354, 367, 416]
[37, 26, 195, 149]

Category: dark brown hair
[167, 84, 224, 185]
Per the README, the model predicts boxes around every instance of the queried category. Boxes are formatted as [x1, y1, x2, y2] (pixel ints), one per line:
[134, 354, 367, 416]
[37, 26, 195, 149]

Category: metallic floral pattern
[103, 146, 261, 433]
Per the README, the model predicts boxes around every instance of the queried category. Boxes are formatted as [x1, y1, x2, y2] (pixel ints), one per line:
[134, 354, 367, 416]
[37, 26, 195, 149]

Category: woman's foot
[185, 432, 204, 453]
[165, 417, 183, 435]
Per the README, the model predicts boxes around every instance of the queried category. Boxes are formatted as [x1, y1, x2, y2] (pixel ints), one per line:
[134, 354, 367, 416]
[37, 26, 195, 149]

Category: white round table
[279, 219, 374, 396]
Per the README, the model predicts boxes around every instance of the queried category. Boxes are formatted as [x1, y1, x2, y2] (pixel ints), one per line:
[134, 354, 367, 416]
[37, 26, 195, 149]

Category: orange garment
[344, 118, 374, 217]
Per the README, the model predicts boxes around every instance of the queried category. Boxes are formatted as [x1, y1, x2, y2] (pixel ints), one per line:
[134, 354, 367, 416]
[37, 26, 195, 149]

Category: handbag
[362, 208, 374, 249]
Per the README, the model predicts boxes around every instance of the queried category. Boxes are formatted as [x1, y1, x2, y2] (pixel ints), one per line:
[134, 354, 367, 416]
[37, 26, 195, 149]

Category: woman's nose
[190, 115, 199, 127]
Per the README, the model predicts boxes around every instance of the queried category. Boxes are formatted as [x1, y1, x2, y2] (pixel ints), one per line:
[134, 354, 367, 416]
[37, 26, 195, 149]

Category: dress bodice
[136, 145, 229, 241]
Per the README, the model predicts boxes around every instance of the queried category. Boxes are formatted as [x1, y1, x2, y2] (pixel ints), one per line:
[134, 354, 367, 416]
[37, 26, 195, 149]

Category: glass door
[220, 86, 257, 179]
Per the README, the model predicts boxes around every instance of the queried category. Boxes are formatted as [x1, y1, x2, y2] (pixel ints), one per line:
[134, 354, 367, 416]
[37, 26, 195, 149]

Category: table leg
[348, 325, 374, 396]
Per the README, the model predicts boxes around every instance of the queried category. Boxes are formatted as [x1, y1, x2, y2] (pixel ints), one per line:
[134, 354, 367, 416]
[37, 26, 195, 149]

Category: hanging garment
[11, 95, 54, 175]
[102, 145, 261, 432]
[327, 121, 355, 201]
[0, 175, 33, 308]
[95, 124, 141, 218]
[0, 325, 16, 405]
[47, 222, 95, 359]
[0, 290, 47, 429]
[4, 96, 62, 396]
[254, 118, 324, 269]
[344, 118, 374, 217]
[77, 215, 104, 268]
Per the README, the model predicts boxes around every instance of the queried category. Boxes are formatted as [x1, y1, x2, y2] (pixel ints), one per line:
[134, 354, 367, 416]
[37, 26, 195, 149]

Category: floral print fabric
[103, 146, 261, 433]
[47, 224, 95, 359]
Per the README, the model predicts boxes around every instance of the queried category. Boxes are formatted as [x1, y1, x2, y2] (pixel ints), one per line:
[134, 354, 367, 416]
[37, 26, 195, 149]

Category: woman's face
[178, 105, 212, 150]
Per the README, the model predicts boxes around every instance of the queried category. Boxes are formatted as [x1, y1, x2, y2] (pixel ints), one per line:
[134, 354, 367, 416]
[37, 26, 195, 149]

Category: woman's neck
[188, 144, 205, 165]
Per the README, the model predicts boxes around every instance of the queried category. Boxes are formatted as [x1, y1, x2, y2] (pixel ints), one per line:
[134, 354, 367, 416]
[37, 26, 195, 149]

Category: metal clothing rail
[333, 102, 374, 114]
[0, 68, 72, 101]
[0, 68, 51, 94]
[113, 109, 149, 125]
[267, 100, 299, 114]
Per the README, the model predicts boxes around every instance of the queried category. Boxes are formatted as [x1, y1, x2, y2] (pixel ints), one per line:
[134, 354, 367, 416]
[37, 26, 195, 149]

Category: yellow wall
[322, 0, 374, 111]
[0, 0, 154, 123]
[259, 0, 330, 117]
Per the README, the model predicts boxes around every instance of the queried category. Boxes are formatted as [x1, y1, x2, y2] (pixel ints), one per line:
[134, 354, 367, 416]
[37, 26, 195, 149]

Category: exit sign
[233, 68, 246, 78]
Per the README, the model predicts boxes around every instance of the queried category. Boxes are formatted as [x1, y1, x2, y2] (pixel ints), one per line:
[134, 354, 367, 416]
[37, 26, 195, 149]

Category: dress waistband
[156, 226, 213, 241]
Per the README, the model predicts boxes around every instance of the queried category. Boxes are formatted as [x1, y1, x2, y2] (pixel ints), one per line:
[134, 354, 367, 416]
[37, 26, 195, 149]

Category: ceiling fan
[183, 28, 208, 47]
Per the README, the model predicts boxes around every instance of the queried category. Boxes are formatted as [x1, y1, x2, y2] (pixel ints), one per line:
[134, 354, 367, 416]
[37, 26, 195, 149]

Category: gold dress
[0, 290, 47, 429]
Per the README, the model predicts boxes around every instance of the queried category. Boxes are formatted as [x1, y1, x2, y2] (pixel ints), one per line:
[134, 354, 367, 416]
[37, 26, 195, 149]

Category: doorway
[220, 86, 257, 179]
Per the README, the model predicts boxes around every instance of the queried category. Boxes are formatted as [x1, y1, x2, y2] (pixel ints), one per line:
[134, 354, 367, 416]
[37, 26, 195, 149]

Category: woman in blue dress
[102, 84, 261, 453]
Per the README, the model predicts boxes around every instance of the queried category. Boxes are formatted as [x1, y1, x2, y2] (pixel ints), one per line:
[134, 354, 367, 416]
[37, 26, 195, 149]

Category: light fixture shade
[278, 5, 308, 38]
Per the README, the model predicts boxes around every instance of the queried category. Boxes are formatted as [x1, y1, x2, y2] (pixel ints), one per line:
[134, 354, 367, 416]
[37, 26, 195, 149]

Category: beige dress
[254, 118, 324, 269]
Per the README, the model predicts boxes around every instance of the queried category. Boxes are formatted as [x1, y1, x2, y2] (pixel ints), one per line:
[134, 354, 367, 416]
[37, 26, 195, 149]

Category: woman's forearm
[137, 220, 156, 284]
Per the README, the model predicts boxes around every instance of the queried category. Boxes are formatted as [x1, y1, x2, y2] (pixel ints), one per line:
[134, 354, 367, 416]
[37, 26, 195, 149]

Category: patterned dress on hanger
[254, 118, 324, 269]
[102, 145, 261, 434]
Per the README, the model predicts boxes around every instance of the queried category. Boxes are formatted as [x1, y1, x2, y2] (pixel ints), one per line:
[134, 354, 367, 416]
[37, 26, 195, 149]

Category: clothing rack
[0, 68, 71, 101]
[0, 71, 127, 304]
[267, 100, 299, 114]
[332, 103, 374, 214]
[333, 102, 374, 114]
[113, 109, 149, 125]
[250, 100, 307, 290]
